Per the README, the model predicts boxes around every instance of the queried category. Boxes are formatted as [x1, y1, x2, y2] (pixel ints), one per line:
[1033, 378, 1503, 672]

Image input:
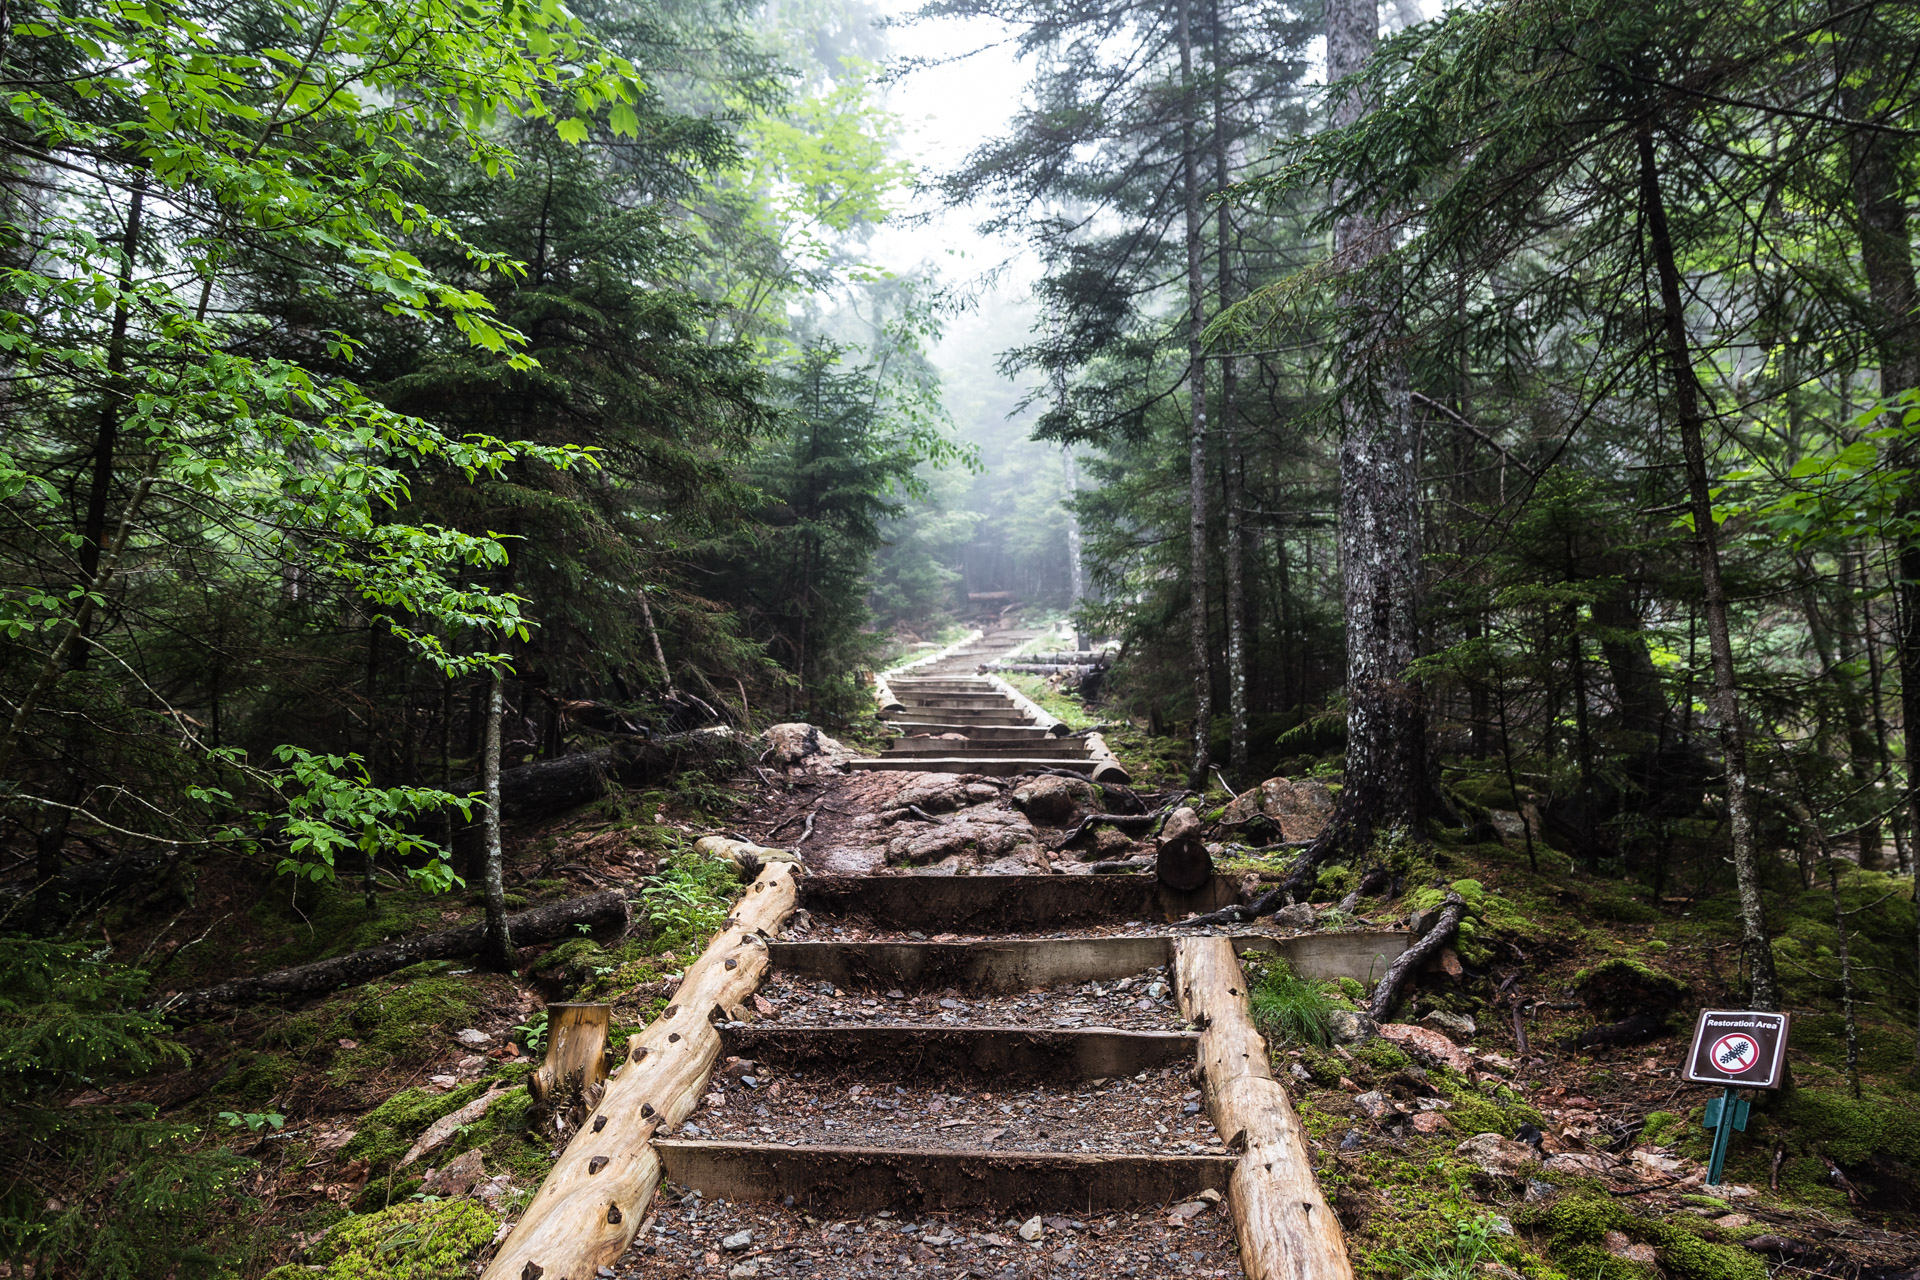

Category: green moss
[1335, 977, 1366, 1003]
[1317, 863, 1355, 896]
[1353, 1038, 1412, 1074]
[1524, 1195, 1765, 1280]
[312, 1199, 496, 1280]
[1434, 1068, 1543, 1138]
[1644, 939, 1668, 953]
[342, 1080, 494, 1171]
[1641, 1110, 1683, 1146]
[1572, 957, 1685, 1017]
[212, 1050, 298, 1104]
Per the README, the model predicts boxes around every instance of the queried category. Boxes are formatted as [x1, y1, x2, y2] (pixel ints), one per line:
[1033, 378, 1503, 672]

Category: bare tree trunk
[1178, 0, 1212, 791]
[637, 584, 674, 693]
[1063, 444, 1089, 651]
[1325, 0, 1423, 852]
[1213, 0, 1248, 774]
[482, 665, 515, 970]
[1636, 124, 1777, 1011]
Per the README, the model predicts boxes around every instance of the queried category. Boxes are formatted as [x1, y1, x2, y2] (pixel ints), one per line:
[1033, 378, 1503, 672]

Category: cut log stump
[528, 1003, 611, 1139]
[480, 860, 799, 1280]
[1175, 935, 1355, 1280]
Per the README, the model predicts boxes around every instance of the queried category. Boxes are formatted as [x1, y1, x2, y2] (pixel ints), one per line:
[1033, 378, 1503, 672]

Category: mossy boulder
[1573, 957, 1685, 1019]
[311, 1199, 496, 1280]
[1524, 1195, 1765, 1280]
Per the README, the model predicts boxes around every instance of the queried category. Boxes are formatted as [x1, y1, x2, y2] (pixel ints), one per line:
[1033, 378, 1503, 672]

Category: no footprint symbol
[1711, 1032, 1760, 1075]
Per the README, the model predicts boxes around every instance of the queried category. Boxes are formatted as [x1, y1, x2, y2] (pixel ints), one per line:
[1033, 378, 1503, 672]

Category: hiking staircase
[861, 628, 1130, 782]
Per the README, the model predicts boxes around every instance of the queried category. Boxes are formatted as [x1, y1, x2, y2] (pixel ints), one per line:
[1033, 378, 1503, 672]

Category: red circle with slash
[1710, 1032, 1761, 1075]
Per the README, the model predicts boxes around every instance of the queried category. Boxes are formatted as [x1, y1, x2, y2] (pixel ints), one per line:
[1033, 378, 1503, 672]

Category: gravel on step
[682, 1065, 1221, 1155]
[752, 971, 1187, 1032]
[613, 1182, 1245, 1279]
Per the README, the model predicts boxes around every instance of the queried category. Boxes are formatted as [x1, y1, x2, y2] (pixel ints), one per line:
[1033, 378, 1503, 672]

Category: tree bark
[1636, 124, 1778, 1011]
[482, 665, 515, 969]
[1213, 0, 1249, 774]
[1319, 0, 1425, 863]
[1178, 0, 1213, 791]
[161, 890, 630, 1012]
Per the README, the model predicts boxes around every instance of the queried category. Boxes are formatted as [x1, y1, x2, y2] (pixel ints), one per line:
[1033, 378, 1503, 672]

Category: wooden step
[882, 721, 1065, 739]
[771, 930, 1410, 992]
[849, 756, 1120, 779]
[656, 1140, 1233, 1213]
[883, 707, 1037, 725]
[883, 737, 1090, 756]
[719, 1024, 1198, 1082]
[798, 873, 1241, 930]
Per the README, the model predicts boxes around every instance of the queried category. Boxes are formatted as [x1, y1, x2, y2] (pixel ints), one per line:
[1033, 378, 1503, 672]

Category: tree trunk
[1063, 446, 1089, 650]
[1636, 123, 1778, 1011]
[1213, 3, 1248, 774]
[1322, 0, 1424, 857]
[482, 665, 515, 970]
[1178, 0, 1212, 791]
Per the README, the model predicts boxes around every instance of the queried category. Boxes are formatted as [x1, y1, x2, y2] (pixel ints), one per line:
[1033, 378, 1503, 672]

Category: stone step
[718, 1024, 1198, 1083]
[883, 736, 1090, 756]
[848, 756, 1114, 778]
[796, 873, 1242, 932]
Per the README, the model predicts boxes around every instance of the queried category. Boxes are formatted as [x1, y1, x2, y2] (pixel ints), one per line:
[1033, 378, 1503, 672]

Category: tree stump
[528, 1003, 611, 1139]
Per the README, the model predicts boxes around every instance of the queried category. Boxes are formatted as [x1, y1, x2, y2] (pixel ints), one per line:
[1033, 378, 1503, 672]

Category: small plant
[515, 1010, 549, 1055]
[219, 1110, 286, 1133]
[640, 852, 735, 949]
[1387, 1213, 1503, 1280]
[1248, 957, 1338, 1048]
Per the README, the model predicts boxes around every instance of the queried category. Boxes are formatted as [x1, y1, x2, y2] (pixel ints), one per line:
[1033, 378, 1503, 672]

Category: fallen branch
[1049, 799, 1181, 851]
[1365, 893, 1466, 1022]
[160, 891, 631, 1014]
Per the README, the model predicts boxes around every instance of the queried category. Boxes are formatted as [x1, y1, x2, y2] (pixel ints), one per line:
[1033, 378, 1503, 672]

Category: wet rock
[1273, 902, 1317, 931]
[1328, 1010, 1379, 1045]
[1217, 777, 1335, 840]
[1421, 1010, 1476, 1042]
[1455, 1132, 1543, 1177]
[1011, 775, 1100, 826]
[1377, 1023, 1474, 1072]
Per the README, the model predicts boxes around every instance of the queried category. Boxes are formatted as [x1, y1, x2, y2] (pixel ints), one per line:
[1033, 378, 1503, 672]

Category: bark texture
[481, 861, 798, 1280]
[482, 667, 514, 970]
[1176, 937, 1355, 1280]
[1637, 125, 1778, 1011]
[1178, 0, 1213, 790]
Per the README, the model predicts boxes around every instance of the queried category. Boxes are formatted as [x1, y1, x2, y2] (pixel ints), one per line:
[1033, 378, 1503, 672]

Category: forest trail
[566, 659, 1407, 1280]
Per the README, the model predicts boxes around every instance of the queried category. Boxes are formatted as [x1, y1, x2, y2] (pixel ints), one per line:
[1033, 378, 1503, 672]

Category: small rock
[1146, 981, 1170, 1001]
[1339, 1128, 1364, 1151]
[1411, 1112, 1454, 1135]
[423, 1149, 485, 1198]
[1168, 1201, 1209, 1221]
[1353, 1091, 1394, 1120]
[1455, 1132, 1543, 1177]
[1524, 1179, 1557, 1202]
[1327, 1010, 1379, 1045]
[1051, 1247, 1075, 1265]
[1376, 1023, 1474, 1072]
[1273, 902, 1317, 931]
[1602, 1230, 1657, 1265]
[1018, 1215, 1043, 1242]
[940, 998, 963, 1010]
[1439, 948, 1465, 978]
[728, 1266, 760, 1280]
[1420, 1010, 1476, 1042]
[1490, 1217, 1514, 1236]
[1288, 1062, 1313, 1083]
[1408, 905, 1442, 937]
[1713, 1214, 1753, 1230]
[722, 1229, 754, 1251]
[454, 1028, 492, 1048]
[722, 1058, 758, 1078]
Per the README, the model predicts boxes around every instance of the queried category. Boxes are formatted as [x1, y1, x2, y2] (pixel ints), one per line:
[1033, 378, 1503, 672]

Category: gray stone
[1353, 1091, 1394, 1120]
[722, 1229, 753, 1251]
[1455, 1132, 1543, 1177]
[1421, 1010, 1476, 1042]
[1273, 902, 1317, 931]
[1327, 1010, 1379, 1045]
[1018, 1215, 1044, 1242]
[1524, 1179, 1557, 1202]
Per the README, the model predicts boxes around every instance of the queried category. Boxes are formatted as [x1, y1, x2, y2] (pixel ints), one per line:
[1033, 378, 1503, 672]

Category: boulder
[891, 775, 999, 814]
[1376, 1023, 1475, 1073]
[1455, 1132, 1543, 1178]
[762, 723, 853, 775]
[1273, 902, 1317, 931]
[1218, 777, 1335, 841]
[1011, 775, 1100, 827]
[423, 1148, 486, 1198]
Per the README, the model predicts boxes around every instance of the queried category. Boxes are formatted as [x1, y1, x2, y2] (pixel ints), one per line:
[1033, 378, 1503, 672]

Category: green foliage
[641, 850, 739, 950]
[312, 1200, 497, 1280]
[1523, 1196, 1765, 1280]
[1382, 1213, 1505, 1280]
[1247, 957, 1338, 1049]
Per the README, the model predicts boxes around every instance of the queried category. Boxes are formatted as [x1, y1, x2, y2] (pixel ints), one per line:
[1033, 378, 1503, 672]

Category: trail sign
[1684, 1010, 1790, 1088]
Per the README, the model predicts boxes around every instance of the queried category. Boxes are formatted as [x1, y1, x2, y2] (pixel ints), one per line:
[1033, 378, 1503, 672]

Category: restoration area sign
[1684, 1009, 1790, 1088]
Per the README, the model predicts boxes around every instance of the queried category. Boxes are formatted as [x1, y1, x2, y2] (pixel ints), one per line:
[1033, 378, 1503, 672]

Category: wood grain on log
[1175, 936, 1354, 1280]
[162, 891, 630, 1013]
[481, 861, 798, 1280]
[529, 1003, 611, 1136]
[691, 835, 802, 875]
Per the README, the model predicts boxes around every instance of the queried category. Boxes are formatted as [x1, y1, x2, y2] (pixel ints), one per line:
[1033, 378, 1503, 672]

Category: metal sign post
[1682, 1010, 1789, 1187]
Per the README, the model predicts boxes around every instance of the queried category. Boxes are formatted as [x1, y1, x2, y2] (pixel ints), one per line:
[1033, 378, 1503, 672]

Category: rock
[1439, 948, 1465, 978]
[721, 1057, 758, 1078]
[728, 1266, 760, 1280]
[886, 806, 1041, 867]
[1018, 1216, 1043, 1242]
[1218, 777, 1335, 840]
[722, 1229, 754, 1251]
[400, 1085, 509, 1166]
[1542, 1152, 1615, 1176]
[1602, 1231, 1657, 1265]
[1273, 902, 1318, 931]
[1410, 1111, 1454, 1135]
[1327, 1010, 1379, 1045]
[1421, 1010, 1476, 1042]
[762, 723, 852, 775]
[1377, 1023, 1475, 1072]
[423, 1149, 485, 1198]
[1339, 1127, 1364, 1150]
[1288, 1062, 1313, 1082]
[1524, 1178, 1557, 1202]
[1168, 1201, 1210, 1221]
[1198, 1188, 1222, 1203]
[1409, 905, 1443, 937]
[1093, 826, 1138, 857]
[454, 1028, 492, 1048]
[1353, 1091, 1395, 1120]
[475, 1173, 517, 1211]
[1011, 775, 1100, 826]
[1713, 1214, 1752, 1230]
[1455, 1132, 1544, 1177]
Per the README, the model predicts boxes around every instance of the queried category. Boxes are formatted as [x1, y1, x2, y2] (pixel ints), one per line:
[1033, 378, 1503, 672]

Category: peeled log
[1155, 807, 1213, 893]
[529, 1003, 611, 1136]
[481, 861, 799, 1280]
[1175, 936, 1354, 1280]
[692, 835, 803, 874]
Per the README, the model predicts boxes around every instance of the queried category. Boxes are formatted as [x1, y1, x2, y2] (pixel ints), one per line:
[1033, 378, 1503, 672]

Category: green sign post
[1682, 1010, 1789, 1188]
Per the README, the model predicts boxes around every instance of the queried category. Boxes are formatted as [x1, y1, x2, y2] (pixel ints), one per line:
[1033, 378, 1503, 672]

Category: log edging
[1175, 935, 1355, 1280]
[480, 862, 798, 1280]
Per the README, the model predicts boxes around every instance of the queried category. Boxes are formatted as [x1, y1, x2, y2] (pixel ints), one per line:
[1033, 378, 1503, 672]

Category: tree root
[1365, 893, 1465, 1021]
